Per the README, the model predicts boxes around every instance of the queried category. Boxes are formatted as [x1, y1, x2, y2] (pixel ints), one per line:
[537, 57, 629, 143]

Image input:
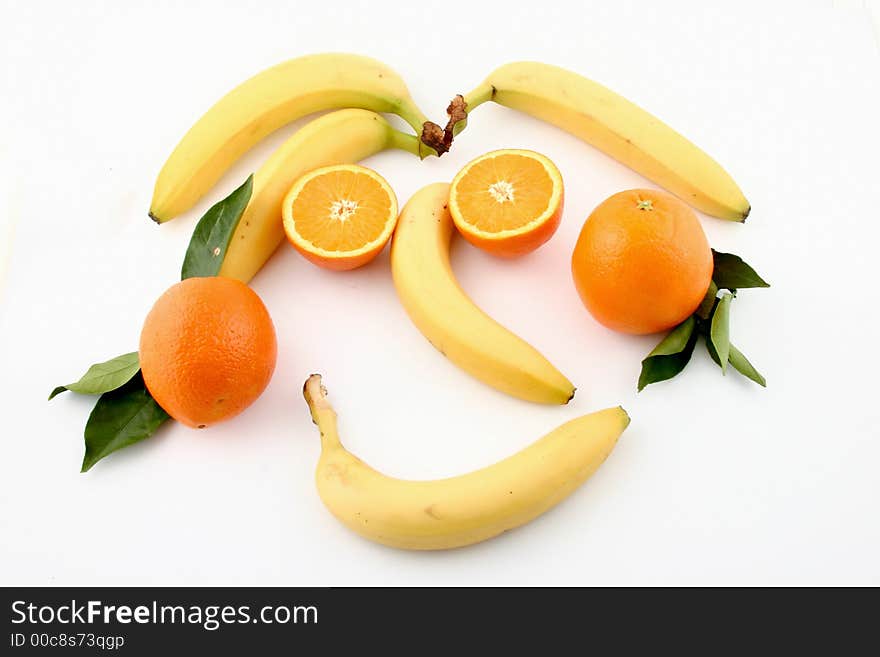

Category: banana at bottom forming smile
[303, 374, 628, 550]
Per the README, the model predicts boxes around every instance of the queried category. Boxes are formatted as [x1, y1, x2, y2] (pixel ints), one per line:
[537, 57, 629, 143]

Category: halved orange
[282, 164, 398, 271]
[448, 149, 564, 258]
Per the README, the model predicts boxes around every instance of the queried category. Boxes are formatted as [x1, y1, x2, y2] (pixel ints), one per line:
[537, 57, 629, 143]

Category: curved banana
[219, 109, 421, 283]
[304, 374, 628, 550]
[390, 183, 575, 404]
[456, 61, 750, 221]
[151, 53, 437, 223]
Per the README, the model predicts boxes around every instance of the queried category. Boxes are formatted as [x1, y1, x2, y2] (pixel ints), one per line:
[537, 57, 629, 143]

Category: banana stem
[395, 104, 431, 138]
[394, 104, 439, 159]
[462, 82, 495, 113]
[455, 82, 495, 137]
[452, 117, 468, 138]
[419, 86, 490, 151]
[387, 129, 428, 158]
[303, 374, 341, 450]
[464, 82, 495, 110]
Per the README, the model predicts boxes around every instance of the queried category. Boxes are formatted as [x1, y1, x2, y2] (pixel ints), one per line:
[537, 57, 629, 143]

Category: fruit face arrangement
[51, 53, 766, 550]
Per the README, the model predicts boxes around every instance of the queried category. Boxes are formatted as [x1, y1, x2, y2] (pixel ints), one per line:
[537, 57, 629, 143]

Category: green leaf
[709, 293, 733, 372]
[707, 338, 767, 387]
[729, 344, 767, 387]
[181, 175, 253, 279]
[705, 333, 721, 366]
[49, 352, 140, 400]
[81, 372, 170, 472]
[638, 316, 698, 391]
[695, 281, 719, 320]
[712, 250, 770, 290]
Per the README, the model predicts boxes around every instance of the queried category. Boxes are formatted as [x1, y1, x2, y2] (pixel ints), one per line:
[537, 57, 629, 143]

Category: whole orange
[139, 277, 277, 428]
[571, 189, 712, 335]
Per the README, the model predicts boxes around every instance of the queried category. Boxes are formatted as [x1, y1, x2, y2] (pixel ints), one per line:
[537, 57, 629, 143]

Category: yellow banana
[304, 374, 628, 550]
[390, 183, 575, 404]
[455, 61, 750, 221]
[150, 53, 437, 223]
[219, 109, 421, 283]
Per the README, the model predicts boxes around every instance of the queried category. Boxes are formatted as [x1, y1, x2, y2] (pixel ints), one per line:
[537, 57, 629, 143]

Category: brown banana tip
[566, 388, 577, 404]
[303, 374, 332, 410]
[420, 121, 448, 155]
[420, 94, 469, 156]
[302, 373, 322, 399]
[741, 205, 751, 223]
[302, 374, 326, 425]
[148, 210, 161, 224]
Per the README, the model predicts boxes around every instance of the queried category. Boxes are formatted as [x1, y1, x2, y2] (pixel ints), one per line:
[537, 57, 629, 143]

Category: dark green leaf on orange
[81, 373, 170, 472]
[711, 250, 770, 290]
[638, 316, 698, 391]
[50, 352, 140, 400]
[181, 175, 253, 280]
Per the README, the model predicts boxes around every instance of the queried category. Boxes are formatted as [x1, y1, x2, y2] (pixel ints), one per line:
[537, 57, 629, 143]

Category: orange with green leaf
[569, 189, 769, 390]
[50, 176, 278, 470]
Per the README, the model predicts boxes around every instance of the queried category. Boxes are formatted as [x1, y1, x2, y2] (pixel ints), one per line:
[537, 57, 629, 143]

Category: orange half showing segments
[449, 149, 564, 258]
[282, 164, 398, 271]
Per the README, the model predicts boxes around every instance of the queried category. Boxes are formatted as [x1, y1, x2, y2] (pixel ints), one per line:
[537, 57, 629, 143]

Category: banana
[454, 61, 750, 221]
[390, 183, 575, 404]
[218, 109, 421, 283]
[150, 53, 438, 223]
[304, 374, 628, 550]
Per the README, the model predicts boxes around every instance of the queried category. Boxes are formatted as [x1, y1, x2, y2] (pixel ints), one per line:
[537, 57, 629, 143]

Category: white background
[1, 0, 879, 586]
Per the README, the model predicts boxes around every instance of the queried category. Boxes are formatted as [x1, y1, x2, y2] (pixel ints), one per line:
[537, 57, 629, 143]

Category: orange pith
[449, 149, 564, 258]
[282, 164, 398, 271]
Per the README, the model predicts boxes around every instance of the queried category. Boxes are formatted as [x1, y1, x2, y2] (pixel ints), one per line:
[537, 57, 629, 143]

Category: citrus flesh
[449, 149, 564, 257]
[282, 164, 398, 270]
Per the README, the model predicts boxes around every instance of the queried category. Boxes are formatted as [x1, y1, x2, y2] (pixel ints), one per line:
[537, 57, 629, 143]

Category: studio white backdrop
[1, 0, 878, 586]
